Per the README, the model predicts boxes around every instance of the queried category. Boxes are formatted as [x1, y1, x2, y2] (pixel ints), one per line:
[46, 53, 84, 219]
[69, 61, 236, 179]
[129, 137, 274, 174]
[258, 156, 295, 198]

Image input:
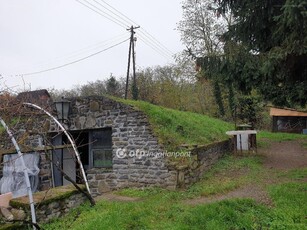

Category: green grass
[277, 168, 307, 180]
[186, 155, 263, 198]
[258, 131, 307, 142]
[43, 181, 307, 230]
[42, 154, 307, 230]
[257, 131, 307, 148]
[115, 187, 165, 198]
[117, 99, 234, 150]
[268, 182, 307, 229]
[0, 126, 4, 134]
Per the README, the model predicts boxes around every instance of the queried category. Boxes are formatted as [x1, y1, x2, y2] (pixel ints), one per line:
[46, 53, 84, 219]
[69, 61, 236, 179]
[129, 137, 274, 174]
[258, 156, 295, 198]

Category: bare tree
[177, 0, 228, 57]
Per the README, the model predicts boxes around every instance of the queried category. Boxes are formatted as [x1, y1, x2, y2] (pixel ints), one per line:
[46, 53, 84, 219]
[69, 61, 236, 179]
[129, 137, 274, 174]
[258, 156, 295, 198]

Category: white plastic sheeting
[0, 153, 40, 198]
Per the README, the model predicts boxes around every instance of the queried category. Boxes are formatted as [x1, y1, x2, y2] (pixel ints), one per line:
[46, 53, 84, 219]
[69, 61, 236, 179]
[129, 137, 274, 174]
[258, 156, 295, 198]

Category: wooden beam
[0, 144, 72, 156]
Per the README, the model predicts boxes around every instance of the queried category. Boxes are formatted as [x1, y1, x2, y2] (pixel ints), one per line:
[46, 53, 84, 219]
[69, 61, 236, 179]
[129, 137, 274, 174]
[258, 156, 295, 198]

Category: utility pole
[125, 25, 140, 100]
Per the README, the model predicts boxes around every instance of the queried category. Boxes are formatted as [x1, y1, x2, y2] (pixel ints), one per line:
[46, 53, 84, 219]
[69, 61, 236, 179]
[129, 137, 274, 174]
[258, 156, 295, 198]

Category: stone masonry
[172, 140, 231, 188]
[1, 95, 232, 198]
[48, 96, 178, 196]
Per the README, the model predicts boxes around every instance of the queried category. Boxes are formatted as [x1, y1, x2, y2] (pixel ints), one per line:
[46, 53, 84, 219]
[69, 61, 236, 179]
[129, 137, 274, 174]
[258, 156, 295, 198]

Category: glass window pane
[93, 149, 112, 168]
[92, 128, 112, 148]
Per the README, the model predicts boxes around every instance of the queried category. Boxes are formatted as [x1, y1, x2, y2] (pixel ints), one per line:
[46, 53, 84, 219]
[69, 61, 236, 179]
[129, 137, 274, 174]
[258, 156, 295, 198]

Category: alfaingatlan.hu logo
[116, 148, 191, 159]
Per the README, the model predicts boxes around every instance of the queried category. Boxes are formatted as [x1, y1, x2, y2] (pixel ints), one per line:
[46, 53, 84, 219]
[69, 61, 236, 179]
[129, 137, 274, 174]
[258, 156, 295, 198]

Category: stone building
[48, 96, 178, 196]
[0, 93, 231, 198]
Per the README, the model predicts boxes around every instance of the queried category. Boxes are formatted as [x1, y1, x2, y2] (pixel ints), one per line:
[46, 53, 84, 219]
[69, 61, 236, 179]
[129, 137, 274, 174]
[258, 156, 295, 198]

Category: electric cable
[16, 38, 129, 76]
[98, 0, 174, 56]
[75, 0, 127, 29]
[78, 0, 174, 59]
[34, 32, 129, 68]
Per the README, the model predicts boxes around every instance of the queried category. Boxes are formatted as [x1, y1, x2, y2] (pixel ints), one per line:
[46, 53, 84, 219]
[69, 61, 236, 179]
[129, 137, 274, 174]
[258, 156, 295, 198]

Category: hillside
[118, 99, 234, 150]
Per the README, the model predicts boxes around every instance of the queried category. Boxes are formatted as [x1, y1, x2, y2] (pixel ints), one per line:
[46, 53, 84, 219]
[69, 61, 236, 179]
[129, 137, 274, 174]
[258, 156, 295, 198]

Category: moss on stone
[0, 223, 24, 230]
[9, 184, 86, 210]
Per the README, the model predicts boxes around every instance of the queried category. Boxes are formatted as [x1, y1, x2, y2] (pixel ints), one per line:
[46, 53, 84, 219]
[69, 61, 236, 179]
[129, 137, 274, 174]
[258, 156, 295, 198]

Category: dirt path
[185, 184, 272, 206]
[185, 140, 307, 206]
[261, 140, 307, 169]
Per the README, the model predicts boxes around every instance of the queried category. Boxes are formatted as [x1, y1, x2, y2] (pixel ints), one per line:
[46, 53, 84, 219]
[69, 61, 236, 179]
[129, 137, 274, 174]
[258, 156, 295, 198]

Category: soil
[185, 140, 307, 206]
[184, 184, 272, 206]
[261, 140, 307, 170]
[94, 192, 141, 202]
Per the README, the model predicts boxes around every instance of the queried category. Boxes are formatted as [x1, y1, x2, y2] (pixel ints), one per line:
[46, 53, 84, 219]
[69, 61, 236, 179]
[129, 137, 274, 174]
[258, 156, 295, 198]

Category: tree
[199, 0, 307, 107]
[134, 63, 218, 115]
[105, 75, 121, 97]
[178, 0, 227, 56]
[178, 0, 231, 117]
[80, 80, 106, 97]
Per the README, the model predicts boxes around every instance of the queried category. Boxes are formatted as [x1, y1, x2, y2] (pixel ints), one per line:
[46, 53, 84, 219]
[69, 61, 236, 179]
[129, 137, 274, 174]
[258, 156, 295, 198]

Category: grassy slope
[117, 99, 234, 149]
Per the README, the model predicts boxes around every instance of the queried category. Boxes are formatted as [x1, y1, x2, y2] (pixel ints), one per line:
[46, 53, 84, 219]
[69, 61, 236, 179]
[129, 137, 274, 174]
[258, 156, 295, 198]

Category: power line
[139, 29, 174, 56]
[138, 37, 172, 61]
[138, 35, 173, 59]
[75, 0, 127, 29]
[99, 0, 174, 56]
[33, 32, 129, 69]
[15, 38, 129, 77]
[98, 0, 174, 57]
[77, 0, 175, 60]
[94, 0, 133, 26]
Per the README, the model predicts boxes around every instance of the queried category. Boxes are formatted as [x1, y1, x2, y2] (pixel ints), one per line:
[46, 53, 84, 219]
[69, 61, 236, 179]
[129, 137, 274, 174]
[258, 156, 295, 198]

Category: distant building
[16, 89, 52, 106]
[270, 107, 307, 133]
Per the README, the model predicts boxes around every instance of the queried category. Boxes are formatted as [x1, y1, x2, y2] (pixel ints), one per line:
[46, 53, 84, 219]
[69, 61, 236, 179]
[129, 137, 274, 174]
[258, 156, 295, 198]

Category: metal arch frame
[0, 117, 37, 229]
[23, 103, 91, 195]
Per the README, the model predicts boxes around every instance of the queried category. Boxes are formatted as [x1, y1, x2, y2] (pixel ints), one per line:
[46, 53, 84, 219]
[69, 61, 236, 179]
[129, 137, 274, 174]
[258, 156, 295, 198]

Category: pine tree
[198, 0, 307, 107]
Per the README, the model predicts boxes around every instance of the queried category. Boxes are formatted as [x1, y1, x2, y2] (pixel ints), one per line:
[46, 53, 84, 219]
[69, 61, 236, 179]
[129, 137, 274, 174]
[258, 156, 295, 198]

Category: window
[90, 128, 112, 168]
[92, 149, 113, 168]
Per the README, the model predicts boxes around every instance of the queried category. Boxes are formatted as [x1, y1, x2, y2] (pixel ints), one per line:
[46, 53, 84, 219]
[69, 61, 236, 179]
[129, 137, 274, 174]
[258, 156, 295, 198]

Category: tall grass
[118, 99, 234, 149]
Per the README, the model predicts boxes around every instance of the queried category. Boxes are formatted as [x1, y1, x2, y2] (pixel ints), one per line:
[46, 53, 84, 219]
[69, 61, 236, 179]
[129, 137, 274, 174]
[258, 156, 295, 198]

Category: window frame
[89, 128, 113, 169]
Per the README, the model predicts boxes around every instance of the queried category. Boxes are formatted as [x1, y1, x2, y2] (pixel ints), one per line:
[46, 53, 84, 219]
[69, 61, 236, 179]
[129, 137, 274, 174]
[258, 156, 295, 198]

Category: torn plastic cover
[0, 153, 40, 198]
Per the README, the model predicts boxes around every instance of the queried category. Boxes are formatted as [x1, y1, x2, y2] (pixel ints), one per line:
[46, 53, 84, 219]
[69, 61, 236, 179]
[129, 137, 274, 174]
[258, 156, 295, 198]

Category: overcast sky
[0, 0, 184, 92]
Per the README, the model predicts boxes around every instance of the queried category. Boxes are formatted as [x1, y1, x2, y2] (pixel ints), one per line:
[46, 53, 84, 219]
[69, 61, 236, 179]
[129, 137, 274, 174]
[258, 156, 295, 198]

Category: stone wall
[34, 193, 86, 223]
[171, 140, 232, 188]
[57, 96, 177, 196]
[0, 96, 178, 196]
[0, 96, 232, 197]
[8, 185, 87, 223]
